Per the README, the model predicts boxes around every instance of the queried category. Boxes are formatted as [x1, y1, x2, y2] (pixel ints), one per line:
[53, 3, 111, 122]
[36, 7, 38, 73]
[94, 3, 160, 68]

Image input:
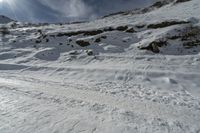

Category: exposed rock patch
[147, 21, 189, 29]
[76, 40, 91, 47]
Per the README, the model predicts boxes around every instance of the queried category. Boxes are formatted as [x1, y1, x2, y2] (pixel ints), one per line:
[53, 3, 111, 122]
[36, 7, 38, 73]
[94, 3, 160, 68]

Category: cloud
[38, 0, 152, 21]
[0, 0, 63, 22]
[39, 0, 95, 20]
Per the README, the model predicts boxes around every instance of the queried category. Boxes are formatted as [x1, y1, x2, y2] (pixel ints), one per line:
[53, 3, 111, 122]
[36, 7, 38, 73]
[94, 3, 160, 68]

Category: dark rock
[69, 50, 78, 55]
[42, 35, 47, 39]
[50, 35, 56, 38]
[86, 50, 93, 56]
[151, 1, 165, 8]
[38, 29, 42, 34]
[83, 30, 103, 36]
[116, 26, 129, 31]
[95, 38, 101, 43]
[139, 40, 167, 53]
[35, 40, 41, 43]
[0, 27, 10, 35]
[56, 29, 104, 37]
[126, 28, 135, 33]
[167, 36, 181, 40]
[136, 25, 145, 29]
[76, 40, 91, 47]
[147, 21, 189, 29]
[104, 27, 115, 32]
[183, 40, 200, 48]
[175, 0, 191, 4]
[101, 36, 107, 39]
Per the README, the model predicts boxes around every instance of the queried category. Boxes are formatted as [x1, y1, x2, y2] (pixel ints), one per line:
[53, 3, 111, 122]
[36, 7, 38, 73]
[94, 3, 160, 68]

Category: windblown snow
[0, 0, 200, 132]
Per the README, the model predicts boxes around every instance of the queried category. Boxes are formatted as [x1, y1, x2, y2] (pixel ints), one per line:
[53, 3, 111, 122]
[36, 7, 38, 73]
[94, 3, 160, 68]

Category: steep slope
[0, 0, 200, 133]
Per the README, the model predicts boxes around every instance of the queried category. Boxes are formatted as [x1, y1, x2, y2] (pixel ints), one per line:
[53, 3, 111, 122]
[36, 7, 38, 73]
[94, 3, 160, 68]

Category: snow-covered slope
[0, 0, 200, 132]
[0, 15, 13, 24]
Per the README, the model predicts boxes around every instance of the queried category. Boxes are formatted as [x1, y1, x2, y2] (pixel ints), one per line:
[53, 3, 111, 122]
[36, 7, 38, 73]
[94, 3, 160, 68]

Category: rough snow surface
[0, 0, 200, 132]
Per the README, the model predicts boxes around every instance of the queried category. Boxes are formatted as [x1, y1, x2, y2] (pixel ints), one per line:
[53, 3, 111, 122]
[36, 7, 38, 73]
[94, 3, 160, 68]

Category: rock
[69, 50, 78, 55]
[147, 21, 189, 29]
[175, 0, 191, 4]
[86, 50, 93, 56]
[116, 26, 128, 31]
[139, 40, 167, 53]
[95, 38, 101, 43]
[35, 40, 41, 43]
[126, 28, 135, 33]
[76, 40, 91, 47]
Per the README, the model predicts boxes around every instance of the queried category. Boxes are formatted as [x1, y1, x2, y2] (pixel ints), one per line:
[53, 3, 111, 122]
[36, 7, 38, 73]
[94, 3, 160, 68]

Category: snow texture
[0, 0, 200, 132]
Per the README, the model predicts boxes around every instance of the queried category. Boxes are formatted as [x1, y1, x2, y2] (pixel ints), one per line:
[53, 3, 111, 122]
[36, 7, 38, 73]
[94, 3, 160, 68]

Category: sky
[0, 0, 153, 23]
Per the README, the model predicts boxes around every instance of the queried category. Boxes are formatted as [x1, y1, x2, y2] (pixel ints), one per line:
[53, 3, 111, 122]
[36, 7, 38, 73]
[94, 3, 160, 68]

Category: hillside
[0, 0, 200, 132]
[0, 15, 13, 24]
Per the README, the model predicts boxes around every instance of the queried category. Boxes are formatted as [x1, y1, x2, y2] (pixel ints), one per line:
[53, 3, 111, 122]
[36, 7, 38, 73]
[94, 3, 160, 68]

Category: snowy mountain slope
[0, 0, 200, 133]
[0, 15, 13, 24]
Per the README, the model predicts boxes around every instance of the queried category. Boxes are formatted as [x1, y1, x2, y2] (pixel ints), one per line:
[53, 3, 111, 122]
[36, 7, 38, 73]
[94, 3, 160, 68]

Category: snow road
[0, 74, 200, 133]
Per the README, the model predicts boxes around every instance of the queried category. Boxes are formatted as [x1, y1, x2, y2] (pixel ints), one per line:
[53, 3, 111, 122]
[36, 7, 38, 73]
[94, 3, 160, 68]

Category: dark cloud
[0, 0, 153, 23]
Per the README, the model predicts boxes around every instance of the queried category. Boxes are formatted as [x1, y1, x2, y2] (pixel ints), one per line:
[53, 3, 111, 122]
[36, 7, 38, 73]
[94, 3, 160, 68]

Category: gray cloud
[41, 0, 93, 17]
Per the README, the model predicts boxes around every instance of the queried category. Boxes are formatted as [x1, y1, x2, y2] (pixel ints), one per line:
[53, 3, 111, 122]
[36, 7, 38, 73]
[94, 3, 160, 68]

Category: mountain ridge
[0, 15, 14, 24]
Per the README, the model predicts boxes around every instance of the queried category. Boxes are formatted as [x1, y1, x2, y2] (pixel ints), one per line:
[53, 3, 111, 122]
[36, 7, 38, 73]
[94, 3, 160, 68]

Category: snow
[0, 0, 200, 132]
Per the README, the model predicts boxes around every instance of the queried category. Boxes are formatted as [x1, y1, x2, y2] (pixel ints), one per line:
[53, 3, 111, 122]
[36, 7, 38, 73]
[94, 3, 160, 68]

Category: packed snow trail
[0, 75, 200, 133]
